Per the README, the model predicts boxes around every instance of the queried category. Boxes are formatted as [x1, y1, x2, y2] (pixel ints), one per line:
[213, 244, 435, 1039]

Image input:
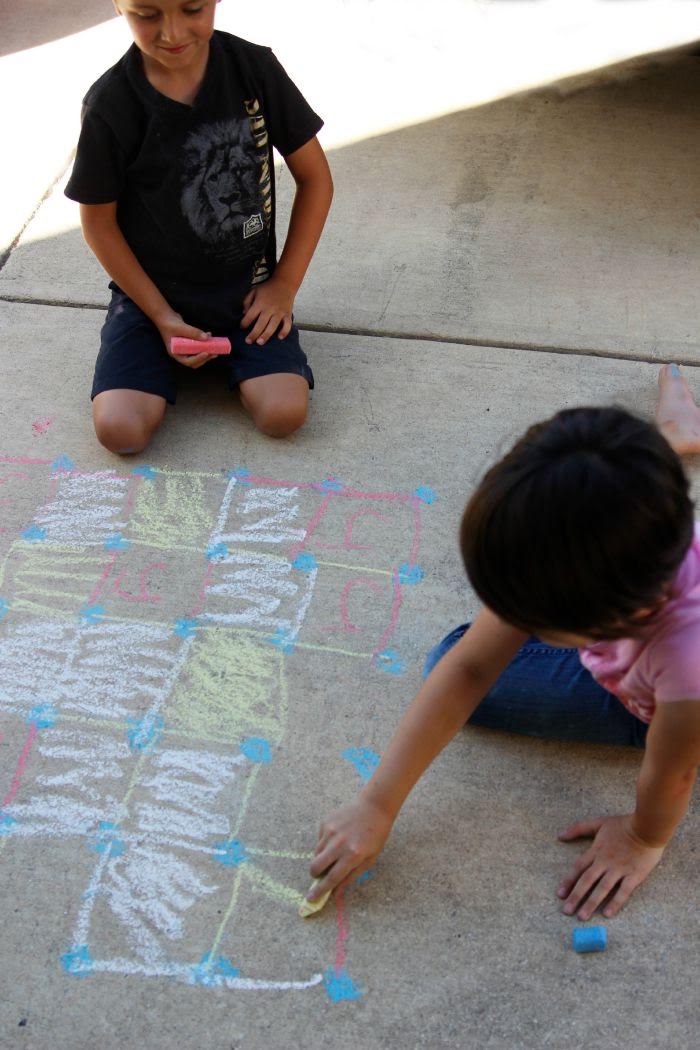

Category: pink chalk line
[372, 570, 403, 657]
[88, 551, 119, 605]
[287, 493, 332, 561]
[189, 559, 215, 618]
[3, 722, 38, 809]
[334, 886, 349, 976]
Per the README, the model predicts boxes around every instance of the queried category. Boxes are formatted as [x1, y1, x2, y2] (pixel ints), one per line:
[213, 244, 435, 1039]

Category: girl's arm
[79, 202, 212, 367]
[558, 700, 700, 919]
[240, 136, 333, 345]
[307, 609, 527, 900]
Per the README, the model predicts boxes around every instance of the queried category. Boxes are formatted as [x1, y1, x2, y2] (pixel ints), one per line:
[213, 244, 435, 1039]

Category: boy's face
[113, 1, 218, 72]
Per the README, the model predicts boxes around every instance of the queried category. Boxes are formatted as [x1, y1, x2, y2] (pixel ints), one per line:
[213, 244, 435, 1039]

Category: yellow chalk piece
[299, 879, 332, 918]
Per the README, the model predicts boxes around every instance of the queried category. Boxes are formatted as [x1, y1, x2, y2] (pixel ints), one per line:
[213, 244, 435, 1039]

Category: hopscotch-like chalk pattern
[0, 456, 433, 999]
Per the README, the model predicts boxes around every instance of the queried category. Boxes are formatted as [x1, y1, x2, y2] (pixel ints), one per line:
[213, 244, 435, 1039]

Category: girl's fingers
[576, 872, 621, 921]
[309, 842, 340, 880]
[603, 874, 639, 918]
[558, 818, 603, 841]
[557, 849, 594, 898]
[308, 855, 359, 902]
[562, 863, 605, 916]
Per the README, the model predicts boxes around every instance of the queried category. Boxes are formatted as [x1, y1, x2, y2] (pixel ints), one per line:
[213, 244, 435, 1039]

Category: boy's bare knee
[94, 415, 153, 455]
[253, 401, 307, 438]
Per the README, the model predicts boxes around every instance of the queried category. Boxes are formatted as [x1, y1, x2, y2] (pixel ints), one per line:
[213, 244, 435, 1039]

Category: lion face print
[180, 118, 267, 256]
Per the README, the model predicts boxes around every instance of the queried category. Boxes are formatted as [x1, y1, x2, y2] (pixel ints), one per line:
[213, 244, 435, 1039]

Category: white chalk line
[71, 956, 323, 990]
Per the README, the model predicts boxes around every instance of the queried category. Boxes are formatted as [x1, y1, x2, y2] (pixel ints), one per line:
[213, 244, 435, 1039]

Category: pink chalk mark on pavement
[3, 722, 38, 809]
[334, 886, 350, 976]
[371, 569, 403, 658]
[31, 418, 53, 437]
[287, 493, 333, 561]
[189, 559, 215, 618]
[315, 507, 392, 553]
[112, 561, 165, 604]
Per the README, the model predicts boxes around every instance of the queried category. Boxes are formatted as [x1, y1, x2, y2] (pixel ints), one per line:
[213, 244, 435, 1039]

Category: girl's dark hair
[460, 407, 695, 639]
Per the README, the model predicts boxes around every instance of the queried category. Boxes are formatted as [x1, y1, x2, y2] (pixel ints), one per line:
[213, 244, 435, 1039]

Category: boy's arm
[241, 137, 333, 346]
[80, 203, 212, 366]
[558, 700, 700, 919]
[307, 609, 527, 900]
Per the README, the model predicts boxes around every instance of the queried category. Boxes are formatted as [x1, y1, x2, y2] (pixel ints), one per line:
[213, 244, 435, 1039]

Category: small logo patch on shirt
[243, 213, 264, 239]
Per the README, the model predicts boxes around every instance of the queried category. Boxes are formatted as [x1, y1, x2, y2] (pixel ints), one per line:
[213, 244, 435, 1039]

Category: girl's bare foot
[656, 364, 700, 455]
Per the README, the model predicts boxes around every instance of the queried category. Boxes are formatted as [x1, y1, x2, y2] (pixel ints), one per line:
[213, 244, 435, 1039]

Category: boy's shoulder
[82, 49, 136, 115]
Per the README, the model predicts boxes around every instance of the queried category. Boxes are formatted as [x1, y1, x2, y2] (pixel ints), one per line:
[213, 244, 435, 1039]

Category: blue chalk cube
[572, 926, 607, 953]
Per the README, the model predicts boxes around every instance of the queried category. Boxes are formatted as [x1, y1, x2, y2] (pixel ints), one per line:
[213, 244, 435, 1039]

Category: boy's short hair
[460, 406, 695, 640]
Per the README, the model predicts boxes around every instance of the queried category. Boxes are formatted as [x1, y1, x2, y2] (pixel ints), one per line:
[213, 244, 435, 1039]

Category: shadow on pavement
[1, 0, 116, 58]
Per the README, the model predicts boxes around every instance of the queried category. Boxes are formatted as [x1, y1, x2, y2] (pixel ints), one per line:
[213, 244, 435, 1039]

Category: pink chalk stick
[171, 336, 231, 356]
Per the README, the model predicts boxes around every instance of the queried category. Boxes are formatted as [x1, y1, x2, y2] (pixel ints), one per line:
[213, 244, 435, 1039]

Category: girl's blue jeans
[424, 624, 647, 748]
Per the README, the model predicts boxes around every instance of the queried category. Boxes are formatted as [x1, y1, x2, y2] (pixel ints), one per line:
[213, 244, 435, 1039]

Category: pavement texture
[1, 4, 700, 1050]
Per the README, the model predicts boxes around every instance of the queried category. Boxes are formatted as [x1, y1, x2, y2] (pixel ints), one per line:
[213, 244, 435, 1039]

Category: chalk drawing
[0, 457, 433, 1000]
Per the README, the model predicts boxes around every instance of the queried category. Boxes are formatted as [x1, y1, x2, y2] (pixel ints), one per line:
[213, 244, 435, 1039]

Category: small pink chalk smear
[31, 418, 54, 436]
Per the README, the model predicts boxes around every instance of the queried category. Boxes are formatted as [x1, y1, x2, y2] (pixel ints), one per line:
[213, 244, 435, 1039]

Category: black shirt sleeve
[260, 50, 324, 157]
[64, 105, 127, 204]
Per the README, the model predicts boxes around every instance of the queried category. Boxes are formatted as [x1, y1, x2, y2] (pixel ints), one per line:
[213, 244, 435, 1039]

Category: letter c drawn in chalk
[111, 561, 166, 604]
[320, 578, 382, 633]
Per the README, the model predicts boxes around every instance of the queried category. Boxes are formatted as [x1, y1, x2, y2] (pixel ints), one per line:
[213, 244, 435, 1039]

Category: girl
[309, 365, 700, 921]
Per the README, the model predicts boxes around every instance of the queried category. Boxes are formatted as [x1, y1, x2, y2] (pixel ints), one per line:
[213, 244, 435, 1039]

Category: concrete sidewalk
[1, 4, 699, 1049]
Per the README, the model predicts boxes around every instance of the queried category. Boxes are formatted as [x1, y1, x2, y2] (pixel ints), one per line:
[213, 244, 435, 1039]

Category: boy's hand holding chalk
[170, 336, 232, 356]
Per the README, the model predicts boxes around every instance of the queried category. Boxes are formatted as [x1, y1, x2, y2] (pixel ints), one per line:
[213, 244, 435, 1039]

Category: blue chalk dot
[227, 467, 252, 485]
[291, 552, 317, 573]
[78, 604, 105, 625]
[20, 525, 46, 542]
[51, 454, 76, 473]
[205, 541, 228, 562]
[323, 966, 364, 1003]
[61, 944, 94, 977]
[317, 476, 343, 493]
[240, 737, 272, 764]
[0, 812, 18, 836]
[131, 464, 157, 480]
[342, 747, 380, 783]
[190, 953, 240, 987]
[28, 704, 57, 729]
[267, 629, 296, 653]
[89, 821, 126, 858]
[397, 562, 424, 585]
[104, 533, 130, 551]
[174, 618, 198, 638]
[355, 868, 375, 886]
[373, 649, 405, 675]
[413, 485, 436, 504]
[572, 926, 607, 953]
[126, 714, 164, 753]
[213, 839, 249, 867]
[0, 597, 7, 621]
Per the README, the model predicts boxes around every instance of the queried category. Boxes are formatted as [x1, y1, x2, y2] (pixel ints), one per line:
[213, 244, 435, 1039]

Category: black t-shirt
[65, 31, 323, 300]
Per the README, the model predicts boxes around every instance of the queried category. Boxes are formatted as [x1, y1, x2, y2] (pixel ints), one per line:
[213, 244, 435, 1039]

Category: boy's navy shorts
[92, 282, 314, 404]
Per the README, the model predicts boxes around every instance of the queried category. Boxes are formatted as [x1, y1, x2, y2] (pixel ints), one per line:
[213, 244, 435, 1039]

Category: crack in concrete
[1, 291, 698, 369]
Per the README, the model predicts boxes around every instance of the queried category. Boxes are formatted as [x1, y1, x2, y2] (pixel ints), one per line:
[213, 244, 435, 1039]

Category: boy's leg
[238, 373, 309, 438]
[91, 287, 178, 454]
[424, 625, 647, 748]
[656, 363, 700, 454]
[93, 389, 167, 454]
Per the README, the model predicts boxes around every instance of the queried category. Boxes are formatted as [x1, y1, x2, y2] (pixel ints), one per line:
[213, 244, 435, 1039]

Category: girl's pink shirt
[579, 526, 700, 724]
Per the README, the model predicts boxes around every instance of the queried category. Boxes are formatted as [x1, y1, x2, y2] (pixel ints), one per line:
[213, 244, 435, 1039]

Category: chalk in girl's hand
[299, 879, 332, 918]
[171, 336, 231, 355]
[572, 926, 607, 953]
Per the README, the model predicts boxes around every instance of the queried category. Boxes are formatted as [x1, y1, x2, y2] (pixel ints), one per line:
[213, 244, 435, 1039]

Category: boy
[65, 0, 333, 453]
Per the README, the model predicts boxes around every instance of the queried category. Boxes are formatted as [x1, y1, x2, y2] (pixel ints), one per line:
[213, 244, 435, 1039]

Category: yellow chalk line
[247, 847, 314, 860]
[206, 865, 244, 964]
[14, 588, 90, 602]
[242, 864, 304, 909]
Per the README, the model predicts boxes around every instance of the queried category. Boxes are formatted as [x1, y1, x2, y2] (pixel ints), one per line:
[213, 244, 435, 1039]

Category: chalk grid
[0, 455, 434, 1000]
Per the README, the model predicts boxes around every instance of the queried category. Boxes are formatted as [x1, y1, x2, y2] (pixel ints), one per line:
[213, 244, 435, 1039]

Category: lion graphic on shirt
[180, 118, 267, 255]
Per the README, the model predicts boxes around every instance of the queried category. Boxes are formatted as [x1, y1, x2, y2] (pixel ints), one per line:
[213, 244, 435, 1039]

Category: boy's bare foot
[656, 364, 700, 455]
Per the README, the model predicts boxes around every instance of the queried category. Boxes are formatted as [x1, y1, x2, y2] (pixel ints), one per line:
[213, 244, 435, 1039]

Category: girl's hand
[557, 814, 665, 920]
[157, 311, 213, 369]
[241, 277, 295, 346]
[307, 798, 394, 902]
